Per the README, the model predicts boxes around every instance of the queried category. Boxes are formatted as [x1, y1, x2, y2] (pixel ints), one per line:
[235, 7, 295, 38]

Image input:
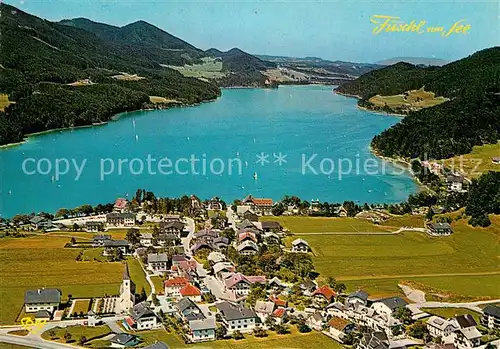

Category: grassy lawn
[260, 216, 394, 233]
[138, 328, 343, 348]
[127, 257, 151, 295]
[167, 58, 227, 80]
[0, 235, 123, 325]
[41, 325, 111, 343]
[443, 142, 500, 178]
[149, 96, 180, 104]
[71, 299, 91, 315]
[281, 216, 499, 299]
[422, 307, 482, 323]
[0, 344, 30, 349]
[151, 276, 165, 295]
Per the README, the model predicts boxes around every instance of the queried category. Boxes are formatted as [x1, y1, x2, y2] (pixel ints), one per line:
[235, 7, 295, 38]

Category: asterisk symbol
[273, 152, 287, 166]
[256, 152, 269, 166]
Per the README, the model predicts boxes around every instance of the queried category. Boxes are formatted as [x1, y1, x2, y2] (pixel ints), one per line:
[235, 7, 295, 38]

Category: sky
[9, 0, 500, 63]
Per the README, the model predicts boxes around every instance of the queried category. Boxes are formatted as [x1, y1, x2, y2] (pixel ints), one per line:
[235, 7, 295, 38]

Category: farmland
[0, 94, 13, 111]
[127, 257, 151, 295]
[368, 88, 448, 111]
[274, 215, 500, 299]
[422, 307, 482, 323]
[0, 235, 123, 325]
[166, 57, 227, 80]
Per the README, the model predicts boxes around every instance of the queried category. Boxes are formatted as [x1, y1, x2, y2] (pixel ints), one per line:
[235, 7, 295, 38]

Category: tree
[232, 330, 244, 340]
[70, 237, 76, 245]
[407, 321, 430, 341]
[79, 336, 87, 345]
[275, 323, 290, 334]
[48, 329, 56, 338]
[63, 331, 72, 343]
[72, 223, 79, 231]
[126, 228, 141, 245]
[253, 326, 268, 337]
[272, 203, 286, 216]
[138, 287, 147, 302]
[297, 321, 311, 333]
[216, 325, 227, 339]
[394, 307, 413, 325]
[425, 207, 434, 221]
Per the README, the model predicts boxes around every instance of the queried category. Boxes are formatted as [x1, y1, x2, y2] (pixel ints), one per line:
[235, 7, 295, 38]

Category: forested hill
[336, 47, 500, 159]
[0, 4, 270, 146]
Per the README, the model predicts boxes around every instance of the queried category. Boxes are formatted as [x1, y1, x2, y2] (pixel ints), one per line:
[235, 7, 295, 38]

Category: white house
[481, 305, 500, 329]
[164, 277, 190, 298]
[216, 301, 258, 334]
[371, 297, 408, 316]
[128, 302, 160, 330]
[427, 316, 458, 338]
[454, 327, 481, 349]
[237, 240, 259, 255]
[187, 317, 216, 343]
[140, 233, 154, 247]
[179, 284, 202, 303]
[447, 175, 465, 192]
[24, 288, 61, 313]
[255, 300, 274, 323]
[346, 290, 369, 307]
[147, 253, 169, 274]
[223, 273, 252, 297]
[291, 238, 309, 253]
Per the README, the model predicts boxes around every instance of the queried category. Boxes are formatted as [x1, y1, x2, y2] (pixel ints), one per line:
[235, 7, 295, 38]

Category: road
[182, 217, 195, 257]
[294, 227, 427, 235]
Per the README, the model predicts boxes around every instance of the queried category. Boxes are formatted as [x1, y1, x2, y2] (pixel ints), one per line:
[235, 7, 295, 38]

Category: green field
[0, 344, 30, 349]
[127, 257, 151, 295]
[369, 88, 448, 111]
[260, 216, 395, 233]
[151, 276, 165, 295]
[444, 142, 500, 178]
[139, 328, 343, 349]
[422, 307, 482, 323]
[0, 235, 123, 325]
[274, 216, 500, 299]
[71, 299, 91, 315]
[167, 57, 227, 80]
[41, 325, 111, 343]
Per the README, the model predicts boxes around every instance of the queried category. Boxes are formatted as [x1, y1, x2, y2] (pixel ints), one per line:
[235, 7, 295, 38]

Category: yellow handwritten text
[370, 15, 471, 37]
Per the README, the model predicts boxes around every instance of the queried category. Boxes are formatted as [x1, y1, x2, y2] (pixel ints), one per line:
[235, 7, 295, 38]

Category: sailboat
[135, 134, 139, 142]
[253, 172, 258, 180]
[51, 176, 55, 183]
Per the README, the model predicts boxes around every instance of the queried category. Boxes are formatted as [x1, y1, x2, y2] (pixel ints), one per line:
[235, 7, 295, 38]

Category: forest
[336, 47, 500, 159]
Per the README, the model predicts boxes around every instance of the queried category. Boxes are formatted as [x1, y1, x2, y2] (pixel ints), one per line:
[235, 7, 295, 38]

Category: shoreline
[335, 90, 406, 117]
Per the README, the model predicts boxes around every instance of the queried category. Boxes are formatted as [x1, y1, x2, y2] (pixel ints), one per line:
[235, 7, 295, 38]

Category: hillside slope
[336, 47, 500, 159]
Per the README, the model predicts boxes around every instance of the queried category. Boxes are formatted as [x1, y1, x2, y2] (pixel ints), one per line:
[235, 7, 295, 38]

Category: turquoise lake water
[0, 85, 418, 217]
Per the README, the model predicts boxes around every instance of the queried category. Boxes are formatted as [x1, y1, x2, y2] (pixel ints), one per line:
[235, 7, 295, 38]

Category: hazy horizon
[6, 0, 500, 63]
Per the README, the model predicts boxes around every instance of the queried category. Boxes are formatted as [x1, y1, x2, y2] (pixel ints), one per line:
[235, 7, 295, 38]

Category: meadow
[0, 94, 13, 112]
[443, 142, 500, 178]
[138, 327, 343, 349]
[271, 215, 500, 299]
[0, 235, 124, 325]
[368, 89, 448, 110]
[167, 58, 227, 80]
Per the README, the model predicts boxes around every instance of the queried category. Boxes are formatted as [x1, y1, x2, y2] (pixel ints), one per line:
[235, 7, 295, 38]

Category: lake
[0, 85, 418, 217]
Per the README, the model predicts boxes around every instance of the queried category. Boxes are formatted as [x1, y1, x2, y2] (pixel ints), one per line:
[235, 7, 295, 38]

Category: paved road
[182, 217, 195, 257]
[294, 227, 427, 235]
[409, 299, 500, 314]
[0, 334, 80, 349]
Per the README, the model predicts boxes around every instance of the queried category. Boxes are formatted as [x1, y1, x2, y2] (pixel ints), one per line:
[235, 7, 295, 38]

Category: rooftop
[216, 301, 257, 321]
[25, 288, 61, 304]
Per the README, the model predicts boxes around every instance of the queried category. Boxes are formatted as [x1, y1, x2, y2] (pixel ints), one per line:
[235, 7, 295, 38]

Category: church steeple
[123, 262, 131, 281]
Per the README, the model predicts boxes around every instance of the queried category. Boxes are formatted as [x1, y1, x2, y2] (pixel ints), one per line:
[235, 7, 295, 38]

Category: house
[238, 231, 257, 243]
[427, 222, 453, 236]
[147, 253, 169, 274]
[157, 233, 178, 246]
[328, 316, 355, 342]
[271, 308, 287, 325]
[452, 314, 477, 329]
[241, 195, 274, 215]
[103, 240, 131, 256]
[427, 316, 458, 338]
[128, 302, 160, 330]
[454, 327, 481, 349]
[180, 284, 202, 302]
[335, 206, 348, 217]
[213, 262, 236, 279]
[106, 213, 136, 227]
[492, 157, 500, 165]
[172, 255, 187, 267]
[358, 331, 390, 349]
[86, 221, 104, 232]
[35, 309, 52, 321]
[113, 198, 128, 212]
[187, 316, 216, 343]
[260, 221, 282, 232]
[164, 214, 181, 222]
[481, 304, 500, 329]
[268, 277, 286, 292]
[269, 295, 288, 309]
[346, 290, 369, 306]
[312, 285, 337, 304]
[447, 175, 465, 192]
[224, 273, 252, 297]
[299, 279, 317, 296]
[24, 288, 61, 313]
[92, 234, 112, 246]
[372, 297, 408, 315]
[191, 241, 214, 254]
[140, 233, 154, 247]
[207, 251, 226, 264]
[236, 219, 256, 230]
[159, 221, 185, 237]
[212, 237, 230, 250]
[241, 210, 258, 222]
[207, 197, 224, 211]
[255, 300, 275, 323]
[237, 240, 259, 255]
[176, 298, 205, 322]
[216, 301, 258, 334]
[29, 216, 52, 230]
[115, 264, 135, 314]
[291, 238, 309, 253]
[306, 312, 324, 331]
[164, 277, 190, 298]
[109, 333, 140, 348]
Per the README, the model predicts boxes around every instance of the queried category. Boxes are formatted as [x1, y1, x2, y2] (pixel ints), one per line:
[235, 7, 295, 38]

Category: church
[115, 263, 136, 314]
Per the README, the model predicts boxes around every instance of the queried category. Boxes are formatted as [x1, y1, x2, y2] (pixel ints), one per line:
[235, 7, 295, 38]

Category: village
[1, 192, 499, 349]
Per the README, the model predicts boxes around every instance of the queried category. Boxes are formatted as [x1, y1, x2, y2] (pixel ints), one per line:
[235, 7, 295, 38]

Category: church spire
[123, 262, 131, 280]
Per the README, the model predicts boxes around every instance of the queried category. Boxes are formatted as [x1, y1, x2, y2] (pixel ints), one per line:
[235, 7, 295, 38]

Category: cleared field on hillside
[369, 89, 448, 110]
[149, 96, 180, 104]
[0, 94, 13, 111]
[167, 57, 227, 80]
[0, 235, 123, 325]
[279, 216, 499, 299]
[443, 142, 500, 178]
